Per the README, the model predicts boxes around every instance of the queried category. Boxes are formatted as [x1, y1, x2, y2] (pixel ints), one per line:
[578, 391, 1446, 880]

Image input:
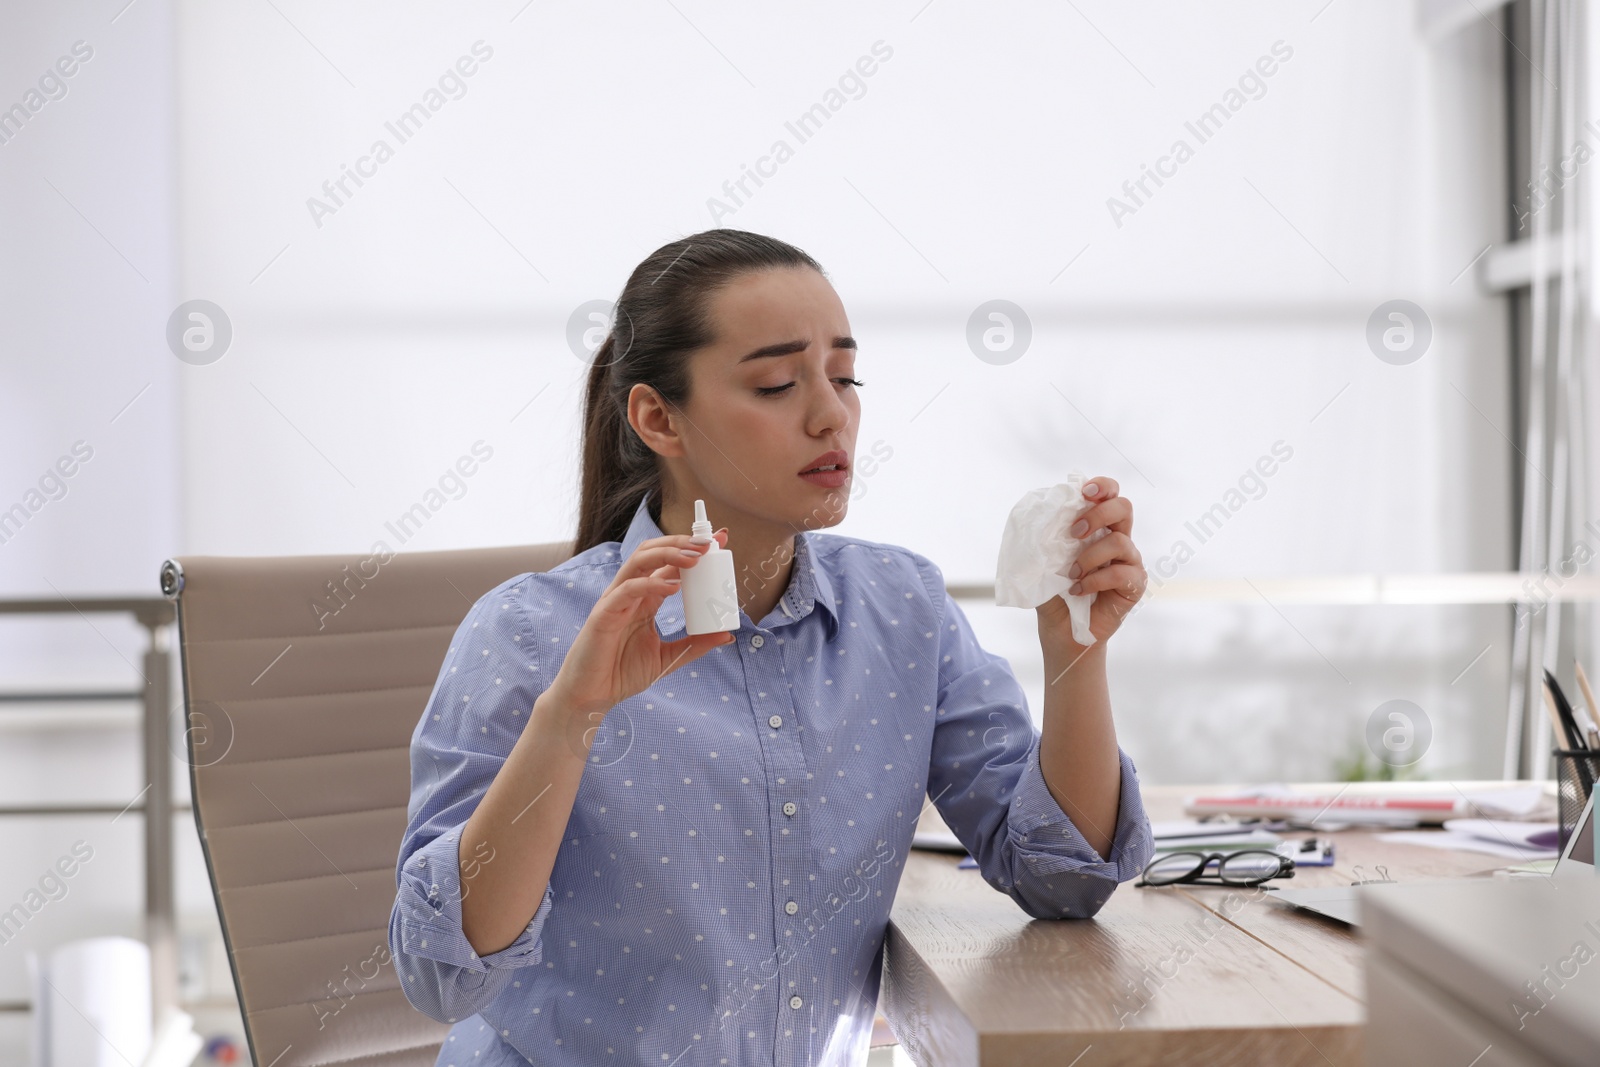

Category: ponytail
[575, 334, 658, 551]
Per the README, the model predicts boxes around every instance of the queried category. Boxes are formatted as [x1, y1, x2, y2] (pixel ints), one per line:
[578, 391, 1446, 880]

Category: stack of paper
[1184, 784, 1555, 828]
[1376, 819, 1561, 861]
[1150, 821, 1283, 853]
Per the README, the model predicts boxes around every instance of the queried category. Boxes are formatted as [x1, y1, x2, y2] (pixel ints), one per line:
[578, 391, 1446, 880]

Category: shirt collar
[616, 489, 838, 639]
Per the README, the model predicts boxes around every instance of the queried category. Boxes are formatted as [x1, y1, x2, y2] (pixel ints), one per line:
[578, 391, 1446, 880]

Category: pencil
[1574, 662, 1600, 748]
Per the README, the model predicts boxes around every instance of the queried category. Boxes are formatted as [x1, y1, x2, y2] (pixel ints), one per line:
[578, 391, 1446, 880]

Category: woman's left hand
[1035, 476, 1147, 652]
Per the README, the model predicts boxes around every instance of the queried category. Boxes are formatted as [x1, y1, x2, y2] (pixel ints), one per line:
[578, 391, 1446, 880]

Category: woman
[388, 229, 1154, 1066]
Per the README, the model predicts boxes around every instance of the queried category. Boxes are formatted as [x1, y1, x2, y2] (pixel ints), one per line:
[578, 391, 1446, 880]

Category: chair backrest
[162, 540, 573, 1067]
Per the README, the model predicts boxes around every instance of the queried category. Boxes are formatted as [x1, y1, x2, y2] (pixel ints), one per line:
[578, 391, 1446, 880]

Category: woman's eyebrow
[737, 337, 857, 363]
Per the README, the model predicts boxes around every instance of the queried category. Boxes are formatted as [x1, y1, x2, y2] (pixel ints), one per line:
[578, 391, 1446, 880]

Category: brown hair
[574, 229, 825, 553]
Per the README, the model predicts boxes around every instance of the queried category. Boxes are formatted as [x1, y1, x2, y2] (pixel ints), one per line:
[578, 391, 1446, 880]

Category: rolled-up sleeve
[1003, 737, 1153, 917]
[914, 555, 1154, 920]
[388, 574, 559, 1022]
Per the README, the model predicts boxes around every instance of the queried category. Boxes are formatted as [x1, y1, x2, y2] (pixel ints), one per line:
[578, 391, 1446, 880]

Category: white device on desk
[1362, 874, 1600, 1066]
[1552, 787, 1595, 878]
[1264, 879, 1375, 927]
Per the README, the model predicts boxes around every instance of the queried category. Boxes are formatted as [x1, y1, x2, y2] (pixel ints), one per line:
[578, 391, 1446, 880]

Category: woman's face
[665, 266, 860, 534]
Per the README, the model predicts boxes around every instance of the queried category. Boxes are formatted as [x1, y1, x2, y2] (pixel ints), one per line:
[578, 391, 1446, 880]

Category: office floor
[868, 1042, 913, 1066]
[868, 1010, 911, 1065]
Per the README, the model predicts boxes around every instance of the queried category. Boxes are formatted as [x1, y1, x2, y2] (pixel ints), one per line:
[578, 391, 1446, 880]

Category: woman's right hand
[544, 530, 735, 743]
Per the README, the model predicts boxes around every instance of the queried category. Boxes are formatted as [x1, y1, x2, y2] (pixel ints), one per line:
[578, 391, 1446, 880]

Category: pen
[1544, 670, 1587, 751]
[1542, 682, 1578, 751]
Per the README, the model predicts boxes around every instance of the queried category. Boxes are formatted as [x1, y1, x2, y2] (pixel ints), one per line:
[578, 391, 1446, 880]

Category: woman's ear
[627, 382, 685, 457]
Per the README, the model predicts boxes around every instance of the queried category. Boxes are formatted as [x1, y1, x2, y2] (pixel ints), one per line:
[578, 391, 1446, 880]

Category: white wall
[170, 0, 1513, 781]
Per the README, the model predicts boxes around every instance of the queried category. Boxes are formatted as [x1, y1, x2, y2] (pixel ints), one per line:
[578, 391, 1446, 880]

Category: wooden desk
[880, 784, 1521, 1067]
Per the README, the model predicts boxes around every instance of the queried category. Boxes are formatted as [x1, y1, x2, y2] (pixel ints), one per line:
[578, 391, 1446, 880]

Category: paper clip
[1350, 864, 1395, 885]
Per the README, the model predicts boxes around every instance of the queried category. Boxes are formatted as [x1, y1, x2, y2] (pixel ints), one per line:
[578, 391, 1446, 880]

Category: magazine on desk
[1184, 783, 1553, 827]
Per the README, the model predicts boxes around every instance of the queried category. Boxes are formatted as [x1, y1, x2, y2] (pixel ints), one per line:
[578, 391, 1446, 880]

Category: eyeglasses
[1135, 849, 1295, 888]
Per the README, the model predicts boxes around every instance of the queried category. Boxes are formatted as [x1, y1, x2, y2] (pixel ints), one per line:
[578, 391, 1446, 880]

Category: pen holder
[1553, 748, 1600, 851]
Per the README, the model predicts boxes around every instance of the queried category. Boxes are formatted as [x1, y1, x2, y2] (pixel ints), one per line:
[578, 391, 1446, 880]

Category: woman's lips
[799, 467, 849, 488]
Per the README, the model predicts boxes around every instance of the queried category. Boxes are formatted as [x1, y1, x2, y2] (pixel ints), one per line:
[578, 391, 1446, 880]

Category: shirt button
[789, 995, 803, 1009]
[751, 635, 765, 648]
[785, 900, 799, 915]
[768, 714, 783, 729]
[782, 801, 797, 817]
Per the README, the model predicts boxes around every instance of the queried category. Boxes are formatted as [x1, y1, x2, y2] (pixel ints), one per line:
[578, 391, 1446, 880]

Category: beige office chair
[161, 539, 573, 1067]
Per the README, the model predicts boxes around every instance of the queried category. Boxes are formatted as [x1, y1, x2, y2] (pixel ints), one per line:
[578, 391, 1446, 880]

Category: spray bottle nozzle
[691, 499, 714, 540]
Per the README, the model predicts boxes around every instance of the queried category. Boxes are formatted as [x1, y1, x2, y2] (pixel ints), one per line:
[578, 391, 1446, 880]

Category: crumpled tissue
[994, 473, 1108, 646]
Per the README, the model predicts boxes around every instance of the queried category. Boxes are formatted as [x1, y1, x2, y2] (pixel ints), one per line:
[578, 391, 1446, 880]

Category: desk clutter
[890, 784, 1598, 1066]
[1150, 818, 1335, 864]
[912, 785, 1562, 867]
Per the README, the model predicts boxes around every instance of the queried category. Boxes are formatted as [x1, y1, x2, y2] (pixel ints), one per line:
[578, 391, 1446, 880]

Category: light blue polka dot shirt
[389, 489, 1153, 1066]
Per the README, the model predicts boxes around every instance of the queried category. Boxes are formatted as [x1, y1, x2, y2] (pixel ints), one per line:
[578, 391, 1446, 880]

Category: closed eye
[756, 378, 865, 397]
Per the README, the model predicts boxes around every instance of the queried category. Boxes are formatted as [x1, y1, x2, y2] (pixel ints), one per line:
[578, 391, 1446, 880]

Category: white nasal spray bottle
[681, 499, 739, 635]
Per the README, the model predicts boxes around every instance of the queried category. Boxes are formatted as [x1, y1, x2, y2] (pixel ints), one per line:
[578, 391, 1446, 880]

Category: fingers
[1068, 531, 1140, 580]
[1082, 477, 1120, 502]
[1070, 494, 1133, 539]
[595, 573, 683, 625]
[609, 533, 726, 593]
[658, 630, 737, 672]
[1069, 562, 1147, 601]
[600, 525, 733, 621]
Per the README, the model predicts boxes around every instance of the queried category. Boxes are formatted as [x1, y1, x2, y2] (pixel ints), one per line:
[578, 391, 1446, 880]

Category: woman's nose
[808, 383, 852, 433]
